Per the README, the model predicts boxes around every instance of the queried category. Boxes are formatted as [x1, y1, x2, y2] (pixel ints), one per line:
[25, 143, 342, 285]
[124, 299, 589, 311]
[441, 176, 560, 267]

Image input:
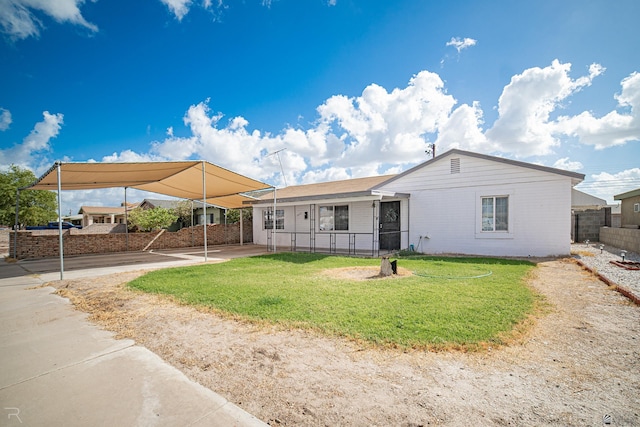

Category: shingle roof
[79, 206, 127, 215]
[257, 175, 395, 203]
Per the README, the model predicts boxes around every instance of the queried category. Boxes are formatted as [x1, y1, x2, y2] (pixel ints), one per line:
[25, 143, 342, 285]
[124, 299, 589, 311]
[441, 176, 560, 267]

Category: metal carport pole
[239, 207, 243, 246]
[202, 160, 208, 262]
[56, 162, 64, 280]
[124, 187, 129, 251]
[273, 187, 277, 252]
[13, 188, 20, 259]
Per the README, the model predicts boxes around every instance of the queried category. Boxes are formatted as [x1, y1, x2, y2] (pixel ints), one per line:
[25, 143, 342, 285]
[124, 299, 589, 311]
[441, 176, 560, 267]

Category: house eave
[372, 148, 586, 190]
[250, 190, 409, 206]
[614, 188, 640, 200]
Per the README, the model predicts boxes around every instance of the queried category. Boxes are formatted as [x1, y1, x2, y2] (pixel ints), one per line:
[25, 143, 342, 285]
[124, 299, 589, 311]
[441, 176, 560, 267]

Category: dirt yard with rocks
[47, 258, 639, 426]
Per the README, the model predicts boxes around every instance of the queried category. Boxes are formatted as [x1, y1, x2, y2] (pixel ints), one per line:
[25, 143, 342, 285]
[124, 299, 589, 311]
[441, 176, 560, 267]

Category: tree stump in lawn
[380, 256, 393, 277]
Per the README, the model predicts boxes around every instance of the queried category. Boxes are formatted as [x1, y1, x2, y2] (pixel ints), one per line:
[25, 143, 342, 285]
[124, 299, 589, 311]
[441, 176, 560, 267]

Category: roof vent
[451, 158, 461, 174]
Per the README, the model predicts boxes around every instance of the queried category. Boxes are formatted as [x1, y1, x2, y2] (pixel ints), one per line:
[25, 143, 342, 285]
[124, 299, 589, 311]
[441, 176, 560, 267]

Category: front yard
[128, 253, 537, 349]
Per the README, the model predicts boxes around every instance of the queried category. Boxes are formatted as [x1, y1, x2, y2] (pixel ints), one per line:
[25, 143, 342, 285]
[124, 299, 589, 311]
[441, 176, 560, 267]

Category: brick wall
[600, 227, 640, 253]
[9, 221, 253, 260]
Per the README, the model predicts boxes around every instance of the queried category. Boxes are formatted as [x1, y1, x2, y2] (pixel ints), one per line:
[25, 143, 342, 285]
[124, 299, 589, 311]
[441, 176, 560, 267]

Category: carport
[14, 160, 273, 279]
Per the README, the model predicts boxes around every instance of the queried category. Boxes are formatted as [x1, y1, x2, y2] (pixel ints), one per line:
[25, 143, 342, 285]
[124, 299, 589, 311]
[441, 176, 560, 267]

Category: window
[263, 209, 284, 230]
[319, 205, 349, 231]
[481, 196, 508, 232]
[635, 203, 640, 213]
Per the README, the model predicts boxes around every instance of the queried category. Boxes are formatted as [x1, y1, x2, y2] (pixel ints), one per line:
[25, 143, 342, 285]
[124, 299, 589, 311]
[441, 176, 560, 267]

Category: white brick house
[251, 149, 584, 257]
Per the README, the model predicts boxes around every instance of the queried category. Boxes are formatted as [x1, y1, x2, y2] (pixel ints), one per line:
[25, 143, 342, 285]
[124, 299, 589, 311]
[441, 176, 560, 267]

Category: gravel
[571, 242, 640, 301]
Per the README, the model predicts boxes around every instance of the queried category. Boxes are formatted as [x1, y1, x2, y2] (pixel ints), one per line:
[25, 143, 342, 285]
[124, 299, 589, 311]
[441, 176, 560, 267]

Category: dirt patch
[45, 258, 639, 426]
[320, 266, 413, 281]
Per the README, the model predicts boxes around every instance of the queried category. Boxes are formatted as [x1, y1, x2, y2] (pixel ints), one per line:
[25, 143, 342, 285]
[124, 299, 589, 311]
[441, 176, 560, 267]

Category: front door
[379, 201, 401, 251]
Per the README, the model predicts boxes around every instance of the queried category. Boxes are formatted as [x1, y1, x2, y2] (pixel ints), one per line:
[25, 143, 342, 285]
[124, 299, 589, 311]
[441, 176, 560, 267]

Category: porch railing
[268, 230, 409, 257]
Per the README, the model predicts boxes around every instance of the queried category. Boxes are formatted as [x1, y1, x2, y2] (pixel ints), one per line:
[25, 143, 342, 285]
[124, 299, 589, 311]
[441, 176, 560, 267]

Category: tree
[127, 206, 178, 231]
[225, 208, 252, 224]
[172, 200, 194, 227]
[0, 165, 57, 227]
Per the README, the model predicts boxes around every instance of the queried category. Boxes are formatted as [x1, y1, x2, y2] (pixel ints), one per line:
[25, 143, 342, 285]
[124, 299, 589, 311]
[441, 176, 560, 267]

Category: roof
[374, 148, 585, 189]
[255, 175, 396, 204]
[79, 206, 127, 215]
[26, 161, 272, 209]
[572, 189, 607, 207]
[141, 198, 223, 210]
[614, 187, 640, 200]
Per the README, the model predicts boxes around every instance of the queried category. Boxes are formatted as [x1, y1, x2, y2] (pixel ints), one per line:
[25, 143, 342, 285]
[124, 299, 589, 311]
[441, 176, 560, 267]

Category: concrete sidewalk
[0, 247, 269, 426]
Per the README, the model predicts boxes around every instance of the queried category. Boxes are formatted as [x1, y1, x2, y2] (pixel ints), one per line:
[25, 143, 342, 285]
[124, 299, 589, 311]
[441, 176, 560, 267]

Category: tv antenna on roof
[425, 143, 436, 159]
[267, 148, 288, 187]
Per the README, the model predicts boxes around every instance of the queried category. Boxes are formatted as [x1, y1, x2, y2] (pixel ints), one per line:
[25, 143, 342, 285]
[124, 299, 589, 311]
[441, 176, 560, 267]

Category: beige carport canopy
[28, 160, 271, 209]
[20, 160, 274, 279]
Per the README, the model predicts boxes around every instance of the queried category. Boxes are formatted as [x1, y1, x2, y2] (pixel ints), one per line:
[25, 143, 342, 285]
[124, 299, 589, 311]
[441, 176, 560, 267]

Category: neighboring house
[571, 188, 607, 210]
[614, 187, 640, 228]
[251, 149, 584, 257]
[79, 205, 131, 227]
[139, 198, 225, 231]
[570, 188, 619, 240]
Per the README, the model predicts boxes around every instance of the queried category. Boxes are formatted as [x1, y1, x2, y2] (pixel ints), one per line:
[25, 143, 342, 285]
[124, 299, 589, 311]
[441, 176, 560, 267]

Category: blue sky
[1, 0, 639, 213]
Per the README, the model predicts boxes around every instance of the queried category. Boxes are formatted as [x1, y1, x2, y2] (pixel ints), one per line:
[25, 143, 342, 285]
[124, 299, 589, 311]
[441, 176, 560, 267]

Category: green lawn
[128, 253, 538, 350]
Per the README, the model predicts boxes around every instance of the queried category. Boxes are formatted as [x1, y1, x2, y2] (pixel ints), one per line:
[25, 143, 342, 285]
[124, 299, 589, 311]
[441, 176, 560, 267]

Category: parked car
[26, 221, 82, 230]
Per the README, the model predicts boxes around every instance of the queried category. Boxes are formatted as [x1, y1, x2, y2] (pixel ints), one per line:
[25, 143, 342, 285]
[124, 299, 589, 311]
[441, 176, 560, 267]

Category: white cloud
[300, 167, 351, 185]
[317, 70, 457, 169]
[552, 157, 583, 171]
[159, 0, 192, 20]
[146, 73, 457, 186]
[0, 108, 11, 130]
[555, 71, 640, 149]
[78, 60, 639, 195]
[0, 0, 97, 40]
[0, 111, 63, 169]
[577, 168, 640, 204]
[101, 150, 163, 163]
[485, 60, 604, 157]
[446, 37, 477, 53]
[435, 101, 489, 152]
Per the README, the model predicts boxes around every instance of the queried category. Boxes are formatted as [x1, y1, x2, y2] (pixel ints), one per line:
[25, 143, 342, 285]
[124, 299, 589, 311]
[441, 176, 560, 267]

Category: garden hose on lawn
[412, 270, 493, 280]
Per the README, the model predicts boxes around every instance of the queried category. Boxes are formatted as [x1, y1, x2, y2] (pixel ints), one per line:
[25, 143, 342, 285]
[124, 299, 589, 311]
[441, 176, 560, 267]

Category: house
[570, 188, 620, 240]
[571, 189, 607, 210]
[614, 187, 640, 228]
[79, 205, 130, 227]
[139, 198, 226, 231]
[251, 149, 584, 257]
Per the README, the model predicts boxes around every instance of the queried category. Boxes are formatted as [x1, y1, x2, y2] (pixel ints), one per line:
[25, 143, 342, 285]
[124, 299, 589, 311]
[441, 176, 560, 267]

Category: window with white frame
[634, 203, 640, 213]
[481, 196, 509, 232]
[318, 205, 349, 231]
[263, 208, 284, 230]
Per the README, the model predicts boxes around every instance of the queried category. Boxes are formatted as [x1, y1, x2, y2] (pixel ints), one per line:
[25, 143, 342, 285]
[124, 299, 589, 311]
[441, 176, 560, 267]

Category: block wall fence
[600, 227, 640, 254]
[9, 222, 253, 260]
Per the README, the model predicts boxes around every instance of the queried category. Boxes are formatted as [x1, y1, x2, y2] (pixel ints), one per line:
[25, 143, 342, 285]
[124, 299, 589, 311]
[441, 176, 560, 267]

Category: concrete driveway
[0, 245, 269, 426]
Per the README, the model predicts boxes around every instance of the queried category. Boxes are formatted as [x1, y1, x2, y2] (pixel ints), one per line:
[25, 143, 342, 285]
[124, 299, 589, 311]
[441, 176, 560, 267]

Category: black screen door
[379, 201, 400, 250]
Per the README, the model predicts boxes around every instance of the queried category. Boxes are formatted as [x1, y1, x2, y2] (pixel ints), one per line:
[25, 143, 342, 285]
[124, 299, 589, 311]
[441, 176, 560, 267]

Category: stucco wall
[620, 195, 640, 226]
[253, 200, 385, 252]
[380, 153, 575, 257]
